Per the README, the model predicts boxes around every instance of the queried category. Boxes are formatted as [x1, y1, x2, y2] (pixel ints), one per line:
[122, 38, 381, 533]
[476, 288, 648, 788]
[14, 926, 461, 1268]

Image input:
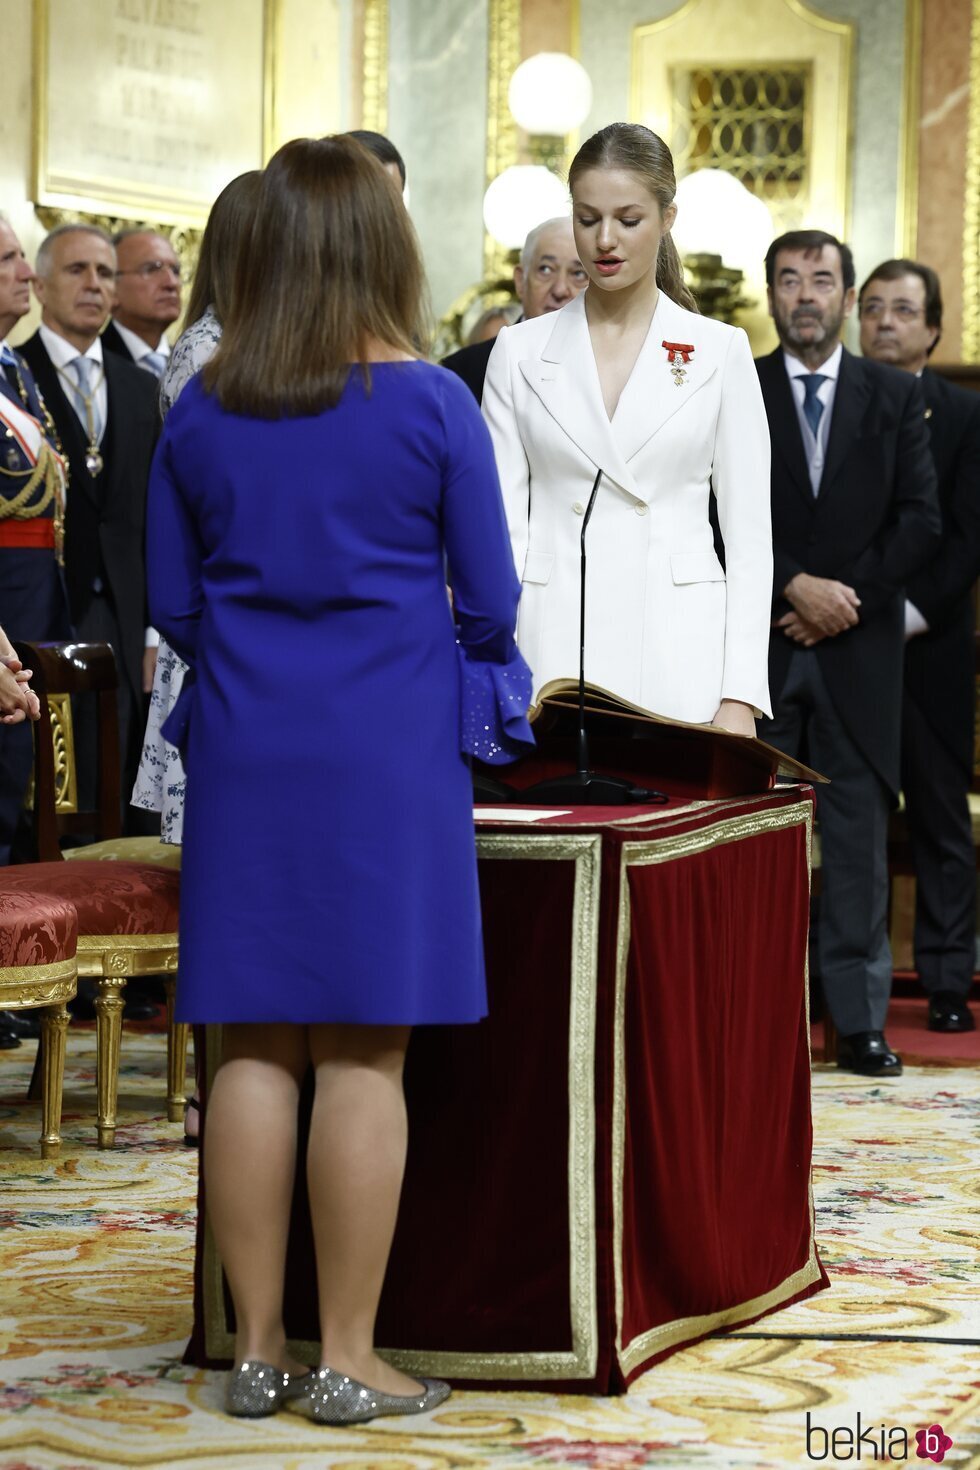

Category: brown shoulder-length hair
[568, 123, 698, 314]
[204, 135, 429, 417]
[184, 170, 263, 329]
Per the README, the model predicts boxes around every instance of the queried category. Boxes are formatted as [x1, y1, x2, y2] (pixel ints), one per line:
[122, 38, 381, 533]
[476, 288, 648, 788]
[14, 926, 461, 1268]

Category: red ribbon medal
[663, 341, 695, 386]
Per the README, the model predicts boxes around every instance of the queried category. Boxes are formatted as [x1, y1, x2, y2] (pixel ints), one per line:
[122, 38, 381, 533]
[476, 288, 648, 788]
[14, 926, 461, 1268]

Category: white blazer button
[634, 503, 648, 516]
[573, 502, 585, 515]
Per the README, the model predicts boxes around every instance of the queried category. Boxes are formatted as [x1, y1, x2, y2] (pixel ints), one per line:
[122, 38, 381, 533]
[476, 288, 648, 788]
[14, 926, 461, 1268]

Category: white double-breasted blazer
[482, 290, 773, 720]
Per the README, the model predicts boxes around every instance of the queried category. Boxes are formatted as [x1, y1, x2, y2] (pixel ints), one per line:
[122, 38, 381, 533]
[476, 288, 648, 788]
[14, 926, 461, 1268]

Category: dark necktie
[801, 373, 828, 439]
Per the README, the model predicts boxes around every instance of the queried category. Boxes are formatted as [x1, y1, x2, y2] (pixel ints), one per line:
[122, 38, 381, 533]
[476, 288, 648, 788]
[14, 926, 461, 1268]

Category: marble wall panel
[388, 0, 489, 321]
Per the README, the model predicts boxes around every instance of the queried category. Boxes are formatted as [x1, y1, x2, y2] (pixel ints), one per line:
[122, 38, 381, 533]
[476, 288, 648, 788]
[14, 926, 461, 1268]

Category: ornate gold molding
[362, 0, 389, 134]
[0, 957, 77, 1007]
[76, 933, 179, 979]
[964, 0, 980, 361]
[484, 0, 522, 276]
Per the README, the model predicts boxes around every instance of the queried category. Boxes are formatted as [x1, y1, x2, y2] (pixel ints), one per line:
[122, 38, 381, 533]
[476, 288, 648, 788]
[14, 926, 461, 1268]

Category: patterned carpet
[0, 1031, 978, 1470]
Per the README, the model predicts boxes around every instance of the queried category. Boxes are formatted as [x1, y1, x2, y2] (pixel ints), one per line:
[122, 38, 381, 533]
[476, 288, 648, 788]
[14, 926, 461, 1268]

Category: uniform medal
[663, 340, 695, 387]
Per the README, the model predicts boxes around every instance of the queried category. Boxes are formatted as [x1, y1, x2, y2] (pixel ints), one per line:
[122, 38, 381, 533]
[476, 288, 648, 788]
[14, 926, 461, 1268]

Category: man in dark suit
[442, 216, 588, 404]
[100, 228, 181, 381]
[860, 259, 980, 1034]
[756, 229, 941, 1076]
[20, 224, 159, 829]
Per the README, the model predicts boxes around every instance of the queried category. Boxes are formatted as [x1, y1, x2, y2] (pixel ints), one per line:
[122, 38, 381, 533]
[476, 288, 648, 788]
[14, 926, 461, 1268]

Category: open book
[529, 679, 826, 785]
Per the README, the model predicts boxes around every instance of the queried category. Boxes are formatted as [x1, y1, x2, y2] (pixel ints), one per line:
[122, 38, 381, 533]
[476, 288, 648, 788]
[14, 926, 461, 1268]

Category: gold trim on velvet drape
[611, 800, 819, 1377]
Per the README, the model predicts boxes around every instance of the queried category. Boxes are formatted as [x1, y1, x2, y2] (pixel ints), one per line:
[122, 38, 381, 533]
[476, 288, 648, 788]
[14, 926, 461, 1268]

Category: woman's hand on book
[710, 700, 756, 738]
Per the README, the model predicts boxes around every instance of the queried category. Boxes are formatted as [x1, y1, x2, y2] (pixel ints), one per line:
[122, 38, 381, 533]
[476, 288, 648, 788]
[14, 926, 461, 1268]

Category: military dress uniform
[0, 342, 71, 866]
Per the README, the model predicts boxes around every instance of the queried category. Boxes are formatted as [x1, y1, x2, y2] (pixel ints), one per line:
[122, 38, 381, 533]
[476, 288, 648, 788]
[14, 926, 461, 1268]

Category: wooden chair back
[14, 641, 121, 861]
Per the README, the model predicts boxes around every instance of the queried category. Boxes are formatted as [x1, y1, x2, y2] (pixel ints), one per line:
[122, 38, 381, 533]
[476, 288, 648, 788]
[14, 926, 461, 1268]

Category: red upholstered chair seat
[0, 887, 77, 967]
[0, 862, 179, 937]
[0, 886, 78, 1156]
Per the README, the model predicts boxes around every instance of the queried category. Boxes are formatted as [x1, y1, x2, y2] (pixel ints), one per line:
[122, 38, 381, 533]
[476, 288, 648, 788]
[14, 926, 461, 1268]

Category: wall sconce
[483, 164, 570, 250]
[671, 168, 774, 321]
[508, 52, 593, 173]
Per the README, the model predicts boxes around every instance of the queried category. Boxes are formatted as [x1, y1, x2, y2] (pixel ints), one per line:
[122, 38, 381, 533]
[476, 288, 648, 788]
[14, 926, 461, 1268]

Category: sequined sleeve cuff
[458, 643, 535, 766]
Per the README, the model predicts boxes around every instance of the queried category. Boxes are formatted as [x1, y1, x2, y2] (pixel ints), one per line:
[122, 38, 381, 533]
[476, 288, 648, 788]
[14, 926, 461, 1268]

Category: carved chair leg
[164, 976, 189, 1123]
[39, 1003, 70, 1159]
[95, 979, 126, 1148]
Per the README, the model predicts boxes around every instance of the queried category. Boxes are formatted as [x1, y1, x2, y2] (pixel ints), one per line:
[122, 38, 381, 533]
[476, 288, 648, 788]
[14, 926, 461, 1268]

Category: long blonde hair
[568, 123, 698, 313]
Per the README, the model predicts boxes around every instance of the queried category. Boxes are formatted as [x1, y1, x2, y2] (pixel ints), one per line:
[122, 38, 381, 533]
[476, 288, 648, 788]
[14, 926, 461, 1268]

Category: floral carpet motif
[0, 1035, 978, 1469]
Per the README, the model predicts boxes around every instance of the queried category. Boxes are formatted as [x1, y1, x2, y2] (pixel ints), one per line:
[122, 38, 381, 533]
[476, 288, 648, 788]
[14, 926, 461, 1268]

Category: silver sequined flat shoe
[287, 1365, 451, 1424]
[225, 1360, 311, 1417]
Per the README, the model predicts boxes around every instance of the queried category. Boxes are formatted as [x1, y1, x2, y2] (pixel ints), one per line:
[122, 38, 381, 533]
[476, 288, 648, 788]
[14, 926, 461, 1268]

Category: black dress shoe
[928, 991, 976, 1033]
[123, 996, 161, 1021]
[837, 1030, 903, 1077]
[0, 1009, 41, 1039]
[0, 1023, 22, 1050]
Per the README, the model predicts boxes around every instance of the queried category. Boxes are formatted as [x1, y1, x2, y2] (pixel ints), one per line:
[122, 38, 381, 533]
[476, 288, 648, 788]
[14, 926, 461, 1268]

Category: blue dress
[146, 362, 533, 1025]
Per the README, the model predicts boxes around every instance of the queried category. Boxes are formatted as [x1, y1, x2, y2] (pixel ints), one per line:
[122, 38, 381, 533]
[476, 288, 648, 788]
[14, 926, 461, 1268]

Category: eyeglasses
[115, 261, 183, 281]
[858, 301, 924, 322]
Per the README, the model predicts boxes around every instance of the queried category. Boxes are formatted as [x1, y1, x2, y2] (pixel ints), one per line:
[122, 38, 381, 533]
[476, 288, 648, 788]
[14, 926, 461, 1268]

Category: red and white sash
[0, 391, 46, 465]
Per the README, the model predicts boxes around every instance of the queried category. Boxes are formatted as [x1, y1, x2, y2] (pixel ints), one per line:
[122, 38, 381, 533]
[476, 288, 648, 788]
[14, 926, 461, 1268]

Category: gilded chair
[0, 886, 77, 1156]
[14, 640, 184, 1147]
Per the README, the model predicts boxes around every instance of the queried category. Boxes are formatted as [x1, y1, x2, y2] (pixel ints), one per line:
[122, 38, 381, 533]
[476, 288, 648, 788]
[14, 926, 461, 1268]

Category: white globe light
[483, 165, 570, 250]
[671, 168, 774, 277]
[508, 53, 593, 136]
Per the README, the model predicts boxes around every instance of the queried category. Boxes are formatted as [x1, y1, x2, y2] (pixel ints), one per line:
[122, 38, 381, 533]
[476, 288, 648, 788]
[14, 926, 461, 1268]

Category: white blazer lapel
[612, 293, 720, 468]
[517, 295, 639, 499]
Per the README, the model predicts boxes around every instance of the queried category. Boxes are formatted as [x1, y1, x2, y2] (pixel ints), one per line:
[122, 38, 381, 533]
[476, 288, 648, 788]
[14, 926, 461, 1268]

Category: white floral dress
[131, 307, 222, 843]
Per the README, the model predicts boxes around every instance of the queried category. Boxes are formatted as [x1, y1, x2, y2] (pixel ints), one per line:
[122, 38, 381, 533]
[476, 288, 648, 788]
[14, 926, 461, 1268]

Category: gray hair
[36, 223, 114, 278]
[112, 226, 170, 248]
[520, 215, 574, 272]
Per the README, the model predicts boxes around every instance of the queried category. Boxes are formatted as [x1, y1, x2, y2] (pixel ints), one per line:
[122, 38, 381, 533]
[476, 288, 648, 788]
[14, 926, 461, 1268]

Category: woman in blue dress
[147, 136, 533, 1424]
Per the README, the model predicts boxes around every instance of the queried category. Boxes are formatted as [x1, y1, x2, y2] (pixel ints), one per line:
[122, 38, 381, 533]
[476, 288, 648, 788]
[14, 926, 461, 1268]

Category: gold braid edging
[0, 442, 65, 563]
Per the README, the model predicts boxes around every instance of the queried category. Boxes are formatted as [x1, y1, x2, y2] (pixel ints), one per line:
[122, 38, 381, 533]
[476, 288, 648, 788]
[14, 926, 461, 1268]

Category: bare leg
[205, 1022, 310, 1373]
[307, 1023, 420, 1394]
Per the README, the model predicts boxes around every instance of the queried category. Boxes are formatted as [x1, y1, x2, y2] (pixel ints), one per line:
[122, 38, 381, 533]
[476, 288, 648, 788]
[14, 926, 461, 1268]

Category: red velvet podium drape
[186, 787, 828, 1392]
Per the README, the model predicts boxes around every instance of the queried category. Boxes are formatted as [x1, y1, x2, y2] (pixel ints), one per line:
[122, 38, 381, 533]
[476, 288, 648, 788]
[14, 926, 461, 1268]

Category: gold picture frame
[33, 0, 276, 227]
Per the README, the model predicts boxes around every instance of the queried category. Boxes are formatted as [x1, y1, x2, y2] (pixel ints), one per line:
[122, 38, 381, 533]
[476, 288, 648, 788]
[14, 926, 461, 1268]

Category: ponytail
[657, 232, 698, 313]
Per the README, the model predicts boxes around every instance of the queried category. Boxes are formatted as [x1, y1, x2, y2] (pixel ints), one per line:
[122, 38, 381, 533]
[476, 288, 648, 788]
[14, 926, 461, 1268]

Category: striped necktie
[141, 350, 168, 379]
[67, 356, 104, 443]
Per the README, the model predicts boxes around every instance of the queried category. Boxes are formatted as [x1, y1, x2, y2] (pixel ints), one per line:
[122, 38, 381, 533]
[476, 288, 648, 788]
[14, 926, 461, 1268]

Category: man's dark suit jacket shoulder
[100, 320, 137, 365]
[756, 345, 941, 794]
[19, 331, 160, 701]
[441, 337, 496, 406]
[904, 368, 980, 773]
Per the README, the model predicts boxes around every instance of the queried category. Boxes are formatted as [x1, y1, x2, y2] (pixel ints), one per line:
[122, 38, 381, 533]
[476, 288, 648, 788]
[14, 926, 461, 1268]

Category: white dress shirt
[39, 324, 108, 452]
[111, 319, 171, 370]
[783, 343, 842, 495]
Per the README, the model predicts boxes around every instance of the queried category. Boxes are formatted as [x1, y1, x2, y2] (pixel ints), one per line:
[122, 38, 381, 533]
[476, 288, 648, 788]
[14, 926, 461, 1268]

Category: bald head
[515, 216, 587, 318]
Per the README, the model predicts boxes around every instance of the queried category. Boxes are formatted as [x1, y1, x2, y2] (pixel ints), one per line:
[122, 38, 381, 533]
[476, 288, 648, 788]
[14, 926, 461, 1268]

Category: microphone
[522, 469, 666, 805]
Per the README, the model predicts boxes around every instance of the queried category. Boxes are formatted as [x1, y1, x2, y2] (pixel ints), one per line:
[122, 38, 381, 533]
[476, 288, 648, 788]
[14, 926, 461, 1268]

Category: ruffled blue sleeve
[436, 367, 536, 766]
[458, 641, 535, 765]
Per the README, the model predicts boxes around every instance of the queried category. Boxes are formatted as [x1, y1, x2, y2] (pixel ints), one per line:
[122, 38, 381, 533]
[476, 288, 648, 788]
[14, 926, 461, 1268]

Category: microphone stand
[523, 469, 667, 806]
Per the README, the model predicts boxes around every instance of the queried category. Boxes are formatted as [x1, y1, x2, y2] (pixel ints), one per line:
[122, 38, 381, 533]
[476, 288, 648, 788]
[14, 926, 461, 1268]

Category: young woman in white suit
[482, 123, 773, 735]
